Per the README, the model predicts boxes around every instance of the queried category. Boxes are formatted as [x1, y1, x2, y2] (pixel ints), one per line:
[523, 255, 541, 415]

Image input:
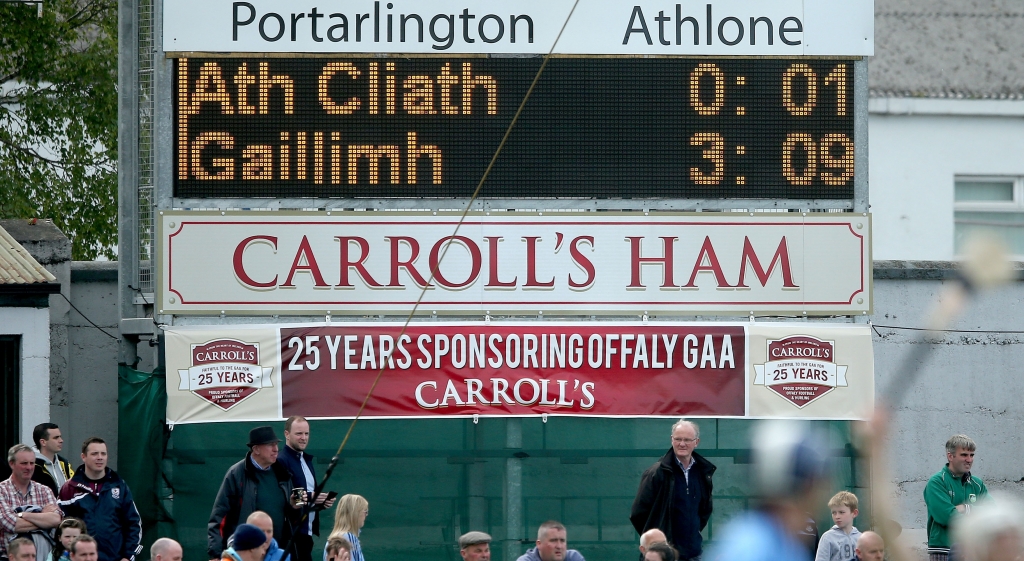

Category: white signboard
[158, 212, 871, 315]
[163, 0, 873, 56]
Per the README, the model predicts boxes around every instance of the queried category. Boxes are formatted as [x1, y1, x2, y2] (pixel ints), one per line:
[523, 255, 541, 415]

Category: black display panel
[174, 57, 855, 199]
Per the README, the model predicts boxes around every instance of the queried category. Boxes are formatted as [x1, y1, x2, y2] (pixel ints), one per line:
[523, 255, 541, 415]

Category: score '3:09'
[688, 62, 853, 187]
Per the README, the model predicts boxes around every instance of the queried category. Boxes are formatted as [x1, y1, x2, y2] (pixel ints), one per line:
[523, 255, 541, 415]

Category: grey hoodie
[34, 448, 69, 489]
[814, 525, 861, 561]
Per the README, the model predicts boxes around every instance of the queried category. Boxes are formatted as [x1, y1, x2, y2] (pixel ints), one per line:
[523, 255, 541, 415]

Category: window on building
[954, 177, 1024, 256]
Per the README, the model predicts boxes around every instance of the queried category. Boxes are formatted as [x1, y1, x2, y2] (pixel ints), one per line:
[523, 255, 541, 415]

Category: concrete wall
[54, 261, 121, 468]
[869, 98, 1024, 260]
[872, 264, 1024, 542]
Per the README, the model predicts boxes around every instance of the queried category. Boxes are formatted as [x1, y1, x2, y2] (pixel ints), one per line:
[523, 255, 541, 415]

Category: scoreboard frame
[172, 56, 863, 202]
[157, 55, 867, 212]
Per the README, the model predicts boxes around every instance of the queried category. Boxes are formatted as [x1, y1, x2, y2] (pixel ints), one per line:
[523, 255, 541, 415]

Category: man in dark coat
[207, 427, 301, 561]
[630, 420, 716, 561]
[58, 438, 143, 561]
[277, 416, 335, 561]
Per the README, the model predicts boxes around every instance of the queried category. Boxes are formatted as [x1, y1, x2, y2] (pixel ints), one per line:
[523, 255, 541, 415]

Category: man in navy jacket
[277, 417, 335, 561]
[58, 438, 142, 561]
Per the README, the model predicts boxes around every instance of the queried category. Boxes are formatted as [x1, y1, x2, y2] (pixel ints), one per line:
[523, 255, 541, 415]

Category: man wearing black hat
[208, 427, 303, 561]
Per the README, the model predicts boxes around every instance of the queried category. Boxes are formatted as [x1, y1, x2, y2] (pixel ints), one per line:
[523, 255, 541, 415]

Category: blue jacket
[266, 538, 289, 561]
[277, 445, 321, 536]
[705, 510, 810, 561]
[58, 467, 143, 561]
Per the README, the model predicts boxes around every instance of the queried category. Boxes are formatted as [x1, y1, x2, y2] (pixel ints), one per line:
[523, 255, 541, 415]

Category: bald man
[247, 511, 289, 561]
[855, 531, 884, 561]
[151, 539, 183, 561]
[639, 529, 668, 561]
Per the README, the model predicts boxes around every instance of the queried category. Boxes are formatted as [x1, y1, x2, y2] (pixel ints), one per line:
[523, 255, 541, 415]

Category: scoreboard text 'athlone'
[175, 57, 855, 199]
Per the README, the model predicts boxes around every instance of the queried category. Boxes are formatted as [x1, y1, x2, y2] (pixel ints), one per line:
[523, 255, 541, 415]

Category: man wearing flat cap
[459, 532, 491, 561]
[208, 427, 304, 561]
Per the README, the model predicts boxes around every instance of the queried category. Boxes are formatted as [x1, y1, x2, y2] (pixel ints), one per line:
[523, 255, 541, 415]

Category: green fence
[129, 415, 867, 561]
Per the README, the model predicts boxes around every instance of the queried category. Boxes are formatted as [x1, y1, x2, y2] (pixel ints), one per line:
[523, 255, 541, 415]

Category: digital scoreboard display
[174, 57, 855, 199]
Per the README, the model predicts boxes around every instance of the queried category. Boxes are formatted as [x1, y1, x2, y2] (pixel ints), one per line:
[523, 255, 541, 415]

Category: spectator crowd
[2, 418, 1019, 561]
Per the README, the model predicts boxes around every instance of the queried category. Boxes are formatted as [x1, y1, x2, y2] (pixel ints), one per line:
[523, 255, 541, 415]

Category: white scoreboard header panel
[164, 0, 873, 56]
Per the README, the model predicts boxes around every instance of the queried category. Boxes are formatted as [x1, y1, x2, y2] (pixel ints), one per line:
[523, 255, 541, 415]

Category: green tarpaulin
[116, 376, 868, 561]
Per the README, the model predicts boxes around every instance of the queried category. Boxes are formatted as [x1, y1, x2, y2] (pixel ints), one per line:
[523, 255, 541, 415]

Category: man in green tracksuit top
[923, 434, 988, 561]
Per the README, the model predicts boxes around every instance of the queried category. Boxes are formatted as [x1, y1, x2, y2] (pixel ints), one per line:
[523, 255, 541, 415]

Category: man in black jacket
[207, 427, 302, 561]
[630, 420, 716, 561]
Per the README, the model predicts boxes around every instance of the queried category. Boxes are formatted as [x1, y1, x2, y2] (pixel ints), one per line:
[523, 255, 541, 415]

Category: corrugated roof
[0, 222, 58, 285]
[872, 0, 1024, 99]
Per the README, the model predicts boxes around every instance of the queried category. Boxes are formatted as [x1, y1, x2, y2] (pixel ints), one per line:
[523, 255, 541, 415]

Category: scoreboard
[174, 56, 856, 199]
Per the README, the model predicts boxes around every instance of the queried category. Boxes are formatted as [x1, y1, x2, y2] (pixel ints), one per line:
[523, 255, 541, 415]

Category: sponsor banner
[747, 324, 872, 419]
[163, 0, 873, 56]
[164, 322, 873, 424]
[167, 332, 283, 423]
[158, 212, 872, 316]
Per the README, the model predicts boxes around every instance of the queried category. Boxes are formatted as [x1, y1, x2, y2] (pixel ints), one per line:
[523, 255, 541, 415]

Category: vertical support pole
[154, 0, 173, 213]
[467, 419, 486, 533]
[853, 57, 869, 215]
[504, 419, 523, 561]
[118, 0, 140, 367]
[853, 56, 871, 324]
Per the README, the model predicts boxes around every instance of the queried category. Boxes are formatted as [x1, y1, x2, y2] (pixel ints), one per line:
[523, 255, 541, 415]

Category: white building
[870, 0, 1024, 260]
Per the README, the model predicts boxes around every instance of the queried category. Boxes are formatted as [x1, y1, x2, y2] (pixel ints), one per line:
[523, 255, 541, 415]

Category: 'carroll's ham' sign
[158, 212, 872, 316]
[164, 322, 875, 423]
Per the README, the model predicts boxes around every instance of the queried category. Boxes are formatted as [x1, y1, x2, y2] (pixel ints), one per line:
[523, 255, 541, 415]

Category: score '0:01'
[782, 63, 847, 116]
[782, 133, 854, 186]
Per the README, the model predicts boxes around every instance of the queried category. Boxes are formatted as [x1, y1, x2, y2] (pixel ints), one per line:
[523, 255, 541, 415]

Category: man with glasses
[630, 420, 716, 561]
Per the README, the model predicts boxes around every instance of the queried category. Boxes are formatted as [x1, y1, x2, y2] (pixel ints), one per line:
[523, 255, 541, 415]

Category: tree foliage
[0, 0, 117, 260]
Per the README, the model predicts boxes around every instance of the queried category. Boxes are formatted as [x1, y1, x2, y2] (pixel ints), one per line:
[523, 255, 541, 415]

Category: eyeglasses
[672, 438, 698, 444]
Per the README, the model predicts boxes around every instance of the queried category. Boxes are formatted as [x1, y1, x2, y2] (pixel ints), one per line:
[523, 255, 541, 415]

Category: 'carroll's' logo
[752, 335, 848, 408]
[177, 339, 274, 410]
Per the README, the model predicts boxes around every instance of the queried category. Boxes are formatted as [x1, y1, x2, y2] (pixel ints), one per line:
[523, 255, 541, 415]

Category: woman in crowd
[325, 495, 368, 561]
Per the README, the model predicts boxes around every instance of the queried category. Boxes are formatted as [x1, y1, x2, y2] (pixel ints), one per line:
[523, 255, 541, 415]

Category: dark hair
[81, 437, 106, 455]
[53, 518, 89, 560]
[7, 538, 34, 558]
[33, 423, 59, 449]
[284, 416, 307, 432]
[645, 542, 678, 561]
[70, 535, 97, 555]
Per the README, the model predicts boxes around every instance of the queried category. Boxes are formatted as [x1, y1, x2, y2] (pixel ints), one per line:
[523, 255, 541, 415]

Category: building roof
[871, 0, 1024, 99]
[0, 221, 58, 285]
